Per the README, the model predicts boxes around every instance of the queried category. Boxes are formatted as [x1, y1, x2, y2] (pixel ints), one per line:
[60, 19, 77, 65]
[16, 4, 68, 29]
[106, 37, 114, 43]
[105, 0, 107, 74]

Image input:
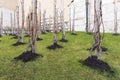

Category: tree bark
[89, 0, 102, 60]
[53, 0, 57, 45]
[114, 0, 118, 34]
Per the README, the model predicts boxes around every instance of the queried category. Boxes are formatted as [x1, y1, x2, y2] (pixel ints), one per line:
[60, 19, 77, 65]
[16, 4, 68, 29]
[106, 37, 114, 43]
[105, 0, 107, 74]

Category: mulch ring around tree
[36, 37, 43, 41]
[113, 33, 119, 36]
[59, 39, 68, 42]
[11, 36, 18, 39]
[14, 51, 43, 62]
[47, 43, 63, 50]
[81, 56, 114, 73]
[71, 33, 77, 35]
[25, 35, 30, 37]
[12, 42, 26, 46]
[87, 46, 108, 52]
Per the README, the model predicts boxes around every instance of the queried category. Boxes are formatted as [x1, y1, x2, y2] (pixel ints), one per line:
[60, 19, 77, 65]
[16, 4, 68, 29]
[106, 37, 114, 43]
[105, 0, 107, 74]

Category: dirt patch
[113, 33, 119, 36]
[59, 39, 68, 42]
[47, 43, 63, 50]
[71, 33, 77, 35]
[36, 37, 43, 41]
[14, 51, 43, 62]
[82, 56, 113, 72]
[25, 35, 29, 37]
[12, 42, 26, 46]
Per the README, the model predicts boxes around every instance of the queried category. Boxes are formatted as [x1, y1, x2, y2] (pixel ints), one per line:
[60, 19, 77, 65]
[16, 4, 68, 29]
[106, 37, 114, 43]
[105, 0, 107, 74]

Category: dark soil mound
[25, 35, 29, 37]
[14, 51, 43, 62]
[71, 33, 77, 35]
[36, 37, 43, 41]
[87, 32, 93, 35]
[47, 43, 63, 50]
[0, 35, 2, 37]
[82, 56, 112, 72]
[113, 33, 119, 36]
[59, 39, 68, 42]
[12, 42, 26, 46]
[11, 36, 18, 39]
[87, 46, 108, 52]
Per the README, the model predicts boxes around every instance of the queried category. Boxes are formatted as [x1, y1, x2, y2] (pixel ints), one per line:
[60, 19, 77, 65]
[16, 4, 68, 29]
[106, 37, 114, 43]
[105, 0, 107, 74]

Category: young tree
[37, 2, 42, 40]
[16, 6, 21, 43]
[60, 0, 67, 41]
[42, 10, 46, 33]
[89, 0, 103, 60]
[72, 5, 75, 34]
[10, 13, 14, 35]
[26, 0, 37, 53]
[0, 11, 3, 36]
[114, 0, 118, 35]
[21, 0, 25, 43]
[85, 0, 89, 33]
[53, 0, 57, 45]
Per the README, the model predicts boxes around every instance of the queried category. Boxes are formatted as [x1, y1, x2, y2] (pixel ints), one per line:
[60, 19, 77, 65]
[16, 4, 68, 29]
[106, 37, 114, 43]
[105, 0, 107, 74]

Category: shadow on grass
[47, 43, 63, 50]
[79, 56, 115, 76]
[36, 37, 43, 41]
[71, 33, 77, 35]
[25, 35, 29, 37]
[11, 36, 18, 39]
[113, 33, 119, 36]
[14, 51, 43, 62]
[87, 46, 108, 52]
[12, 42, 26, 46]
[59, 39, 68, 42]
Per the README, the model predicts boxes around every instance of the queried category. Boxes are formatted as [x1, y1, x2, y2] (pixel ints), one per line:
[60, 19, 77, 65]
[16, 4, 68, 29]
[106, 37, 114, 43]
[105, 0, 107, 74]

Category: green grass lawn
[0, 32, 120, 80]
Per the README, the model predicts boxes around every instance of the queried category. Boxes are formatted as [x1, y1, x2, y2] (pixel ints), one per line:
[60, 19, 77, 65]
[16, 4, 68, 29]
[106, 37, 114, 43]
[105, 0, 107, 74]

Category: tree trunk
[37, 2, 41, 38]
[85, 0, 89, 33]
[17, 6, 21, 42]
[72, 5, 75, 34]
[53, 0, 57, 45]
[0, 11, 3, 36]
[21, 0, 25, 43]
[61, 0, 66, 40]
[43, 10, 46, 33]
[10, 13, 13, 35]
[89, 0, 102, 60]
[114, 0, 118, 34]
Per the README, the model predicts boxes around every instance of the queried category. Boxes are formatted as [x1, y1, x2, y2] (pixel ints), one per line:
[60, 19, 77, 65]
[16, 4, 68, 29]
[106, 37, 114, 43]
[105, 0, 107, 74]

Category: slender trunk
[21, 0, 24, 43]
[17, 6, 20, 42]
[69, 7, 72, 32]
[14, 11, 16, 35]
[0, 11, 3, 36]
[10, 13, 13, 35]
[72, 6, 75, 34]
[37, 2, 41, 38]
[89, 0, 102, 60]
[43, 10, 46, 33]
[114, 0, 118, 34]
[53, 0, 57, 44]
[31, 0, 37, 53]
[86, 0, 89, 33]
[61, 0, 66, 40]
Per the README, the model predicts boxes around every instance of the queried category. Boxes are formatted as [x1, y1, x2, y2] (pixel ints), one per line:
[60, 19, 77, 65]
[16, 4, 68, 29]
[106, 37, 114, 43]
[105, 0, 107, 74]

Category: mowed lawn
[0, 32, 120, 80]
